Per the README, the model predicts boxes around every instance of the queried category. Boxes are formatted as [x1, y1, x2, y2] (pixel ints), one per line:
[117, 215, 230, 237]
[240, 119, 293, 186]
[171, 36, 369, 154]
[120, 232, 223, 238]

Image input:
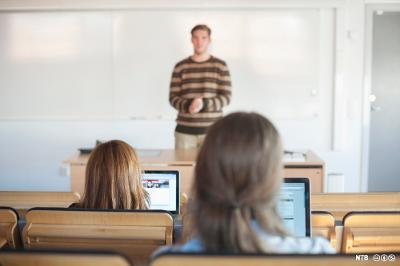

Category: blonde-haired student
[73, 140, 149, 210]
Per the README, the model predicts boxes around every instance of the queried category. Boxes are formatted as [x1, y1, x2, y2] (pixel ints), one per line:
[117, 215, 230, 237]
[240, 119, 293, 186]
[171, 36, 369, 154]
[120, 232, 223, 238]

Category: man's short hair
[191, 24, 211, 36]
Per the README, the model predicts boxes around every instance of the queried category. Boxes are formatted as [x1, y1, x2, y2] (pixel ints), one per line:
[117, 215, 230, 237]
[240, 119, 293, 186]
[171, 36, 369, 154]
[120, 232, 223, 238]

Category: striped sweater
[169, 56, 232, 135]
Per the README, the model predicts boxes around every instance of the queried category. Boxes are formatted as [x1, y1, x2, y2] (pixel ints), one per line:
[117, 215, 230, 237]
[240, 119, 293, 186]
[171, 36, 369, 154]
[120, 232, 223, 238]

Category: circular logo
[373, 254, 380, 262]
[381, 254, 388, 262]
[388, 254, 396, 262]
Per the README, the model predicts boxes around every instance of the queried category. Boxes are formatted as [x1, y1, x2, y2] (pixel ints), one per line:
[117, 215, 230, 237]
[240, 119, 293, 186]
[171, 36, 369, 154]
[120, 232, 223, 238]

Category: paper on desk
[283, 152, 306, 162]
[137, 150, 161, 157]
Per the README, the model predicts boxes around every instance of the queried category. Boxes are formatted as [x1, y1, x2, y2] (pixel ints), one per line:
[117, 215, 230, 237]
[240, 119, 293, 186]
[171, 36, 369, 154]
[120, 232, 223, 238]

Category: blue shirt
[154, 221, 335, 256]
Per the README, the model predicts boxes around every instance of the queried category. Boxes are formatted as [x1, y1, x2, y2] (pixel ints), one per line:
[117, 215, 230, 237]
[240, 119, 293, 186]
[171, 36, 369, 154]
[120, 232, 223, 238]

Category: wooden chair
[311, 211, 337, 250]
[150, 253, 398, 266]
[0, 249, 132, 266]
[23, 208, 173, 266]
[0, 207, 20, 248]
[342, 211, 400, 254]
[0, 191, 81, 218]
[311, 193, 400, 221]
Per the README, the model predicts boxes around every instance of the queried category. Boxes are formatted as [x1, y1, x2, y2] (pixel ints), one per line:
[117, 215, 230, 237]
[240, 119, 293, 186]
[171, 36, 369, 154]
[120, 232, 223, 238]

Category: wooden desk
[283, 150, 324, 193]
[65, 149, 325, 197]
[0, 191, 80, 218]
[0, 250, 132, 266]
[311, 192, 400, 221]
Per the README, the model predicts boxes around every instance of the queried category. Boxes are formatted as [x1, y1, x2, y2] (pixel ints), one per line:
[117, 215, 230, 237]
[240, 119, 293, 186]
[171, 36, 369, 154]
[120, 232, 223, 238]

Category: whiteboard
[0, 9, 333, 125]
[0, 12, 114, 119]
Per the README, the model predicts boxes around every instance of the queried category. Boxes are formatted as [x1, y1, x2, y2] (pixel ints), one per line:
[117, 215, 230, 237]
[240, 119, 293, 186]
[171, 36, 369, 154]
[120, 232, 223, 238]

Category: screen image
[278, 182, 308, 237]
[142, 171, 178, 214]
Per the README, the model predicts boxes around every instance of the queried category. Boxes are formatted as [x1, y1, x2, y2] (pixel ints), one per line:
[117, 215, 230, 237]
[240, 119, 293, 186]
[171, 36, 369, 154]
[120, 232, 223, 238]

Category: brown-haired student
[72, 140, 149, 209]
[156, 112, 334, 254]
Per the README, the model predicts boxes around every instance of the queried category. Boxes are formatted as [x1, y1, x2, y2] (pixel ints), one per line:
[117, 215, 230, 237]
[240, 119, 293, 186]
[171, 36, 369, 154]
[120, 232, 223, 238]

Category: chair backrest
[311, 193, 400, 221]
[311, 211, 336, 250]
[342, 211, 400, 254]
[150, 253, 399, 266]
[0, 191, 81, 218]
[0, 207, 20, 248]
[23, 208, 173, 266]
[0, 249, 132, 266]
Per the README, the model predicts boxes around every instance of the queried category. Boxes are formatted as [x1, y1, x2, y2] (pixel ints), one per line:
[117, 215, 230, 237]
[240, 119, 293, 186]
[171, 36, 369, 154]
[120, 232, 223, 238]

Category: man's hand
[189, 97, 204, 114]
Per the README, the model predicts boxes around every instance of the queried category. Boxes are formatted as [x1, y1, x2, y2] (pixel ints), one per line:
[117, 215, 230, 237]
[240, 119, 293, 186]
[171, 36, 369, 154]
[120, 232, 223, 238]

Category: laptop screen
[278, 178, 311, 237]
[142, 170, 179, 215]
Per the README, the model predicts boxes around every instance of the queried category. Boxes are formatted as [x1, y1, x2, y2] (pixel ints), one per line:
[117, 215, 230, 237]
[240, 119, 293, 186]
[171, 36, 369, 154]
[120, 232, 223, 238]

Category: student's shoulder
[174, 57, 192, 68]
[152, 238, 204, 258]
[272, 235, 335, 254]
[210, 56, 228, 66]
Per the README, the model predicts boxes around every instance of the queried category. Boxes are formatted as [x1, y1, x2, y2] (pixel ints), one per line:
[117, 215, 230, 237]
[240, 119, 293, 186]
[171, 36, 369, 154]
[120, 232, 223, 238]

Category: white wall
[0, 0, 372, 192]
[0, 120, 175, 191]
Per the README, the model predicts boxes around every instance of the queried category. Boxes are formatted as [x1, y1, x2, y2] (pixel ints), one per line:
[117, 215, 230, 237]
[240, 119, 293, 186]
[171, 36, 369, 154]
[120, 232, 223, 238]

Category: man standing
[169, 24, 232, 149]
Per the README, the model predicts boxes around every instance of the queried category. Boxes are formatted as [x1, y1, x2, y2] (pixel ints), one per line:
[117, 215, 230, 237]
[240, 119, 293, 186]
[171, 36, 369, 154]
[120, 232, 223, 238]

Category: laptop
[278, 178, 311, 237]
[141, 172, 310, 236]
[142, 170, 180, 215]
